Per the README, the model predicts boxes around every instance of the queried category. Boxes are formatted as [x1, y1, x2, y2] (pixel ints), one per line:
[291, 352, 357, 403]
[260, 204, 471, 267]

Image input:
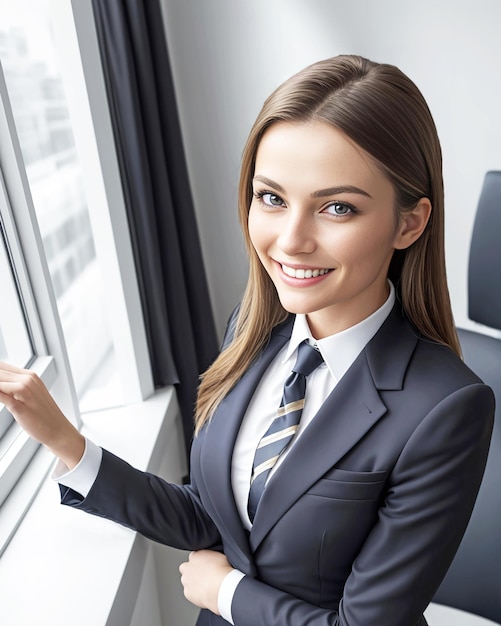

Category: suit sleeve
[60, 448, 221, 551]
[58, 304, 245, 549]
[229, 383, 495, 626]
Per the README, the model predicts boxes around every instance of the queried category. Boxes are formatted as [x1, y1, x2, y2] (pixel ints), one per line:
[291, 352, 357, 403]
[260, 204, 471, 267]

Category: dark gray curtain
[92, 0, 218, 457]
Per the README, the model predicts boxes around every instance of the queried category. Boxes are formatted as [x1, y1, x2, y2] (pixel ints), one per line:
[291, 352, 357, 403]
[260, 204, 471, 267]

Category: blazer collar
[365, 300, 419, 390]
[199, 304, 418, 559]
[250, 303, 419, 551]
[197, 316, 293, 572]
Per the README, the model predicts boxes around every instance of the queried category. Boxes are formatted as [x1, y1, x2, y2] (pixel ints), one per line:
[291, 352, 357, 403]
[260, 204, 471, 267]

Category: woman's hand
[0, 361, 85, 469]
[179, 550, 234, 614]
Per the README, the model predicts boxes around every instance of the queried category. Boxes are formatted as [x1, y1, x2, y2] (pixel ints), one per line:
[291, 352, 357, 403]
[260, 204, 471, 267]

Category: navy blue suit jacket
[61, 304, 495, 625]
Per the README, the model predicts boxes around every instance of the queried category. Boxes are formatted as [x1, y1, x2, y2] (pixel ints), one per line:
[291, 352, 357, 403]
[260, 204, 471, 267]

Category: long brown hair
[195, 55, 460, 433]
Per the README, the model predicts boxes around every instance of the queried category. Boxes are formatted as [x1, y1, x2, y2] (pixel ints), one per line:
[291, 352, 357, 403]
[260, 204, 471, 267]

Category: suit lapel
[197, 316, 293, 572]
[250, 304, 419, 552]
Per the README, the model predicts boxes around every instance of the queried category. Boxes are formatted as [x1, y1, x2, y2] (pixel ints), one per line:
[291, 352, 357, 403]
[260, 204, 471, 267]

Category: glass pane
[0, 212, 34, 438]
[0, 220, 33, 367]
[0, 1, 123, 411]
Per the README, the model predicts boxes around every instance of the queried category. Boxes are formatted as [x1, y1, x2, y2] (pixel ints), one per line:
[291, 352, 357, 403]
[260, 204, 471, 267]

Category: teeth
[282, 264, 330, 279]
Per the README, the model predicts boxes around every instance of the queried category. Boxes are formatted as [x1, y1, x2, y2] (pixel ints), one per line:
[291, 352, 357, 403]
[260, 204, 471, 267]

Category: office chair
[433, 171, 501, 624]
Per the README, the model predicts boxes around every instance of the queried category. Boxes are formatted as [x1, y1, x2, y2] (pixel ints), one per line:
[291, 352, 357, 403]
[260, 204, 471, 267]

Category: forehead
[254, 121, 391, 195]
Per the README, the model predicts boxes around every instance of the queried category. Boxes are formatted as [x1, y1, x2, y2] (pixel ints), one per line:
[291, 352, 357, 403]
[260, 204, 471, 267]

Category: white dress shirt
[54, 283, 395, 624]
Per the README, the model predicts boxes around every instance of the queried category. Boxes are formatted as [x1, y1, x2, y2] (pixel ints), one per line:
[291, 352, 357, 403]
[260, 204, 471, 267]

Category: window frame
[51, 0, 154, 404]
[0, 0, 154, 555]
[0, 58, 80, 552]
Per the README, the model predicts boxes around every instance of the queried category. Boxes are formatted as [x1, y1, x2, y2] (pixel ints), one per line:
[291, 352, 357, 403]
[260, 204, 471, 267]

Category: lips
[281, 264, 332, 279]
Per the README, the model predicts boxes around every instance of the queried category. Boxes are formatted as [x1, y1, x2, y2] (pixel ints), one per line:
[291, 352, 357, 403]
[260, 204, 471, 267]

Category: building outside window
[0, 0, 120, 411]
[0, 0, 153, 554]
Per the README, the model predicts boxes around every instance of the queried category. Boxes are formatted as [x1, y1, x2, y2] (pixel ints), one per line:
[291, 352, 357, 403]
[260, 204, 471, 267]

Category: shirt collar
[284, 281, 396, 383]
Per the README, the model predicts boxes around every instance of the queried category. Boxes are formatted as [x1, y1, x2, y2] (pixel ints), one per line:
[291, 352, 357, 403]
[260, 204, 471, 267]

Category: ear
[393, 198, 432, 250]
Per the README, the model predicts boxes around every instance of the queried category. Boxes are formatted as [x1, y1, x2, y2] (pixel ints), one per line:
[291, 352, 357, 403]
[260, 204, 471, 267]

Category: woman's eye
[324, 202, 353, 216]
[260, 192, 284, 207]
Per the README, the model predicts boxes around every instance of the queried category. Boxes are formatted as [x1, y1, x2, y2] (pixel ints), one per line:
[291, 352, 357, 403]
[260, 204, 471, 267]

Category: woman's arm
[0, 360, 222, 551]
[63, 448, 222, 550]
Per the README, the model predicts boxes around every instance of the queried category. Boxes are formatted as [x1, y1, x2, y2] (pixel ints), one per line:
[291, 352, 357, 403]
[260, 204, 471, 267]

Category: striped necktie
[247, 340, 324, 522]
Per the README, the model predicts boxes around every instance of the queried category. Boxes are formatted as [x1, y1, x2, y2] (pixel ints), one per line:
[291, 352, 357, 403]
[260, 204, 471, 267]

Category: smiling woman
[0, 54, 495, 626]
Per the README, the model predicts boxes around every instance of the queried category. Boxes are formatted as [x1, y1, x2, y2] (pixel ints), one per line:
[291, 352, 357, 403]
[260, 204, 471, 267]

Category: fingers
[0, 377, 29, 410]
[0, 381, 21, 402]
[0, 364, 58, 434]
[0, 368, 43, 406]
[0, 360, 31, 375]
[179, 551, 195, 575]
[0, 364, 40, 390]
[178, 549, 230, 613]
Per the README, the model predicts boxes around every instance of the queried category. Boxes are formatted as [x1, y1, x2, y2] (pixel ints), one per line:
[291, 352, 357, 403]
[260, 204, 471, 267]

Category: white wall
[161, 0, 501, 337]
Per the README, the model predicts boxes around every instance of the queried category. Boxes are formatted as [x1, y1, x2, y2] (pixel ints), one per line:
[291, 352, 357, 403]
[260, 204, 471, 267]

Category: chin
[277, 299, 317, 316]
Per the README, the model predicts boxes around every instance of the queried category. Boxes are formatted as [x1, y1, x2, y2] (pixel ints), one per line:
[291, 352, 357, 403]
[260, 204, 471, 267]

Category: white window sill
[0, 386, 188, 626]
[425, 603, 500, 625]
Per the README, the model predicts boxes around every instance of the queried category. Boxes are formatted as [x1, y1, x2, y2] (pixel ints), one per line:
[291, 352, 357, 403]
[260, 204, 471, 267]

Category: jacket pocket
[307, 468, 387, 500]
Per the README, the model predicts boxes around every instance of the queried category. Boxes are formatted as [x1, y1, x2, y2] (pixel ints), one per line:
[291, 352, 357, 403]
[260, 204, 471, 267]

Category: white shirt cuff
[52, 438, 102, 498]
[217, 568, 245, 624]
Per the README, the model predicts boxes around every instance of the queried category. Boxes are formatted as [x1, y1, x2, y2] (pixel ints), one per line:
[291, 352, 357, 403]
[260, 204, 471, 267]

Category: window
[0, 0, 153, 554]
[0, 0, 118, 411]
[0, 205, 34, 441]
[0, 103, 64, 528]
[0, 210, 33, 369]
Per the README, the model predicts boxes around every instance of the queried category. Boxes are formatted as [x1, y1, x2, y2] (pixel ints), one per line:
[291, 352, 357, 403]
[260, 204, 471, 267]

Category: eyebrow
[253, 175, 372, 199]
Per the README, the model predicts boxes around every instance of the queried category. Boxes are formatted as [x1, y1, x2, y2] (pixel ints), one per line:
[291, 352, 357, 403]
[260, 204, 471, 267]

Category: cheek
[328, 222, 396, 267]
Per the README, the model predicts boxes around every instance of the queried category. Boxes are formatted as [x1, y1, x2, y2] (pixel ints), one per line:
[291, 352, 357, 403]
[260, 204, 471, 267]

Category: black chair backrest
[433, 171, 501, 624]
[468, 171, 501, 328]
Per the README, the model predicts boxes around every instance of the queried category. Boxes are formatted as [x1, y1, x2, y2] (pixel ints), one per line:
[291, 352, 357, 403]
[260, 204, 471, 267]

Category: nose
[276, 209, 316, 256]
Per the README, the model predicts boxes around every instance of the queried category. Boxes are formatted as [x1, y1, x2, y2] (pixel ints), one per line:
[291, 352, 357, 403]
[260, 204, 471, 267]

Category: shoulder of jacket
[220, 303, 241, 351]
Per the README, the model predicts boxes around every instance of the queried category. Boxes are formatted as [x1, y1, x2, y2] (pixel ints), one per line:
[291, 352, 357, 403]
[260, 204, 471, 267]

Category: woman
[0, 55, 495, 625]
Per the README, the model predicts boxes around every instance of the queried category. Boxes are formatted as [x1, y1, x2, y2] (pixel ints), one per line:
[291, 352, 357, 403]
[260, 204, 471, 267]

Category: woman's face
[248, 120, 418, 339]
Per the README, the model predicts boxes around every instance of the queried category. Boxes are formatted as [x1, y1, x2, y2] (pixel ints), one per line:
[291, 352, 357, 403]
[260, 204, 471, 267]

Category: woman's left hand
[179, 549, 234, 613]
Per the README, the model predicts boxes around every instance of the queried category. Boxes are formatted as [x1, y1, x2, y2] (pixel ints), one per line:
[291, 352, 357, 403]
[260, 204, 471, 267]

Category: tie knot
[292, 340, 324, 377]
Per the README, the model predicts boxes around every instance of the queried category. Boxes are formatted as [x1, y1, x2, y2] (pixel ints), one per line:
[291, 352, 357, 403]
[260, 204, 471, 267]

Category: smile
[281, 264, 332, 279]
